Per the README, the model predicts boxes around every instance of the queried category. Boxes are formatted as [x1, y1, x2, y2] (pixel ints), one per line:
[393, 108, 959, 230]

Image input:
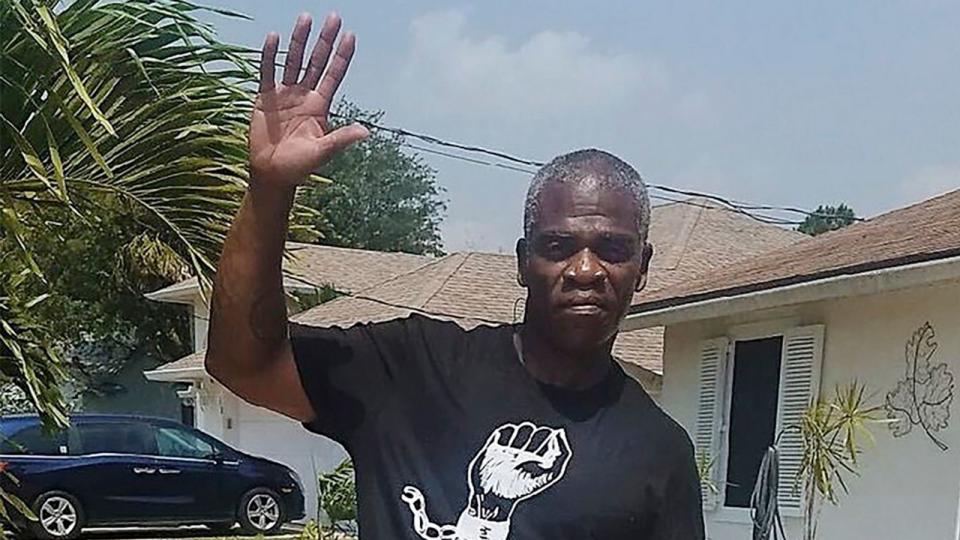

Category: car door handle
[133, 467, 156, 474]
[158, 468, 181, 475]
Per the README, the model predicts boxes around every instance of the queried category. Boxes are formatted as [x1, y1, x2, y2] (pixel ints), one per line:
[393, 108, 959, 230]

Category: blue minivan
[0, 414, 305, 539]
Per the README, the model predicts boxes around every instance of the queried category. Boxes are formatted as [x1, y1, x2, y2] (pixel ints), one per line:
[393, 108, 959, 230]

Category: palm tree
[1, 0, 260, 428]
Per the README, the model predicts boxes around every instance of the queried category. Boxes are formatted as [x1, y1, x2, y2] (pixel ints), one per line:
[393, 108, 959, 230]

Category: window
[76, 423, 157, 455]
[694, 325, 823, 515]
[0, 426, 68, 455]
[724, 337, 783, 508]
[155, 425, 216, 459]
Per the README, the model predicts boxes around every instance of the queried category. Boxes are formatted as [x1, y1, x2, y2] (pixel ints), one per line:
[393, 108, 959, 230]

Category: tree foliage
[297, 102, 447, 256]
[797, 204, 856, 236]
[0, 0, 268, 425]
[317, 458, 357, 532]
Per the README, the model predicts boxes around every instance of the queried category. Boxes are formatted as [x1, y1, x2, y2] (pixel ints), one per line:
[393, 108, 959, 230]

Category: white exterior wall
[193, 301, 209, 351]
[659, 279, 960, 540]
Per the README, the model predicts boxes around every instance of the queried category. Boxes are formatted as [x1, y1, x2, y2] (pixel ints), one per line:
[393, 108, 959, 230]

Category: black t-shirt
[291, 314, 704, 540]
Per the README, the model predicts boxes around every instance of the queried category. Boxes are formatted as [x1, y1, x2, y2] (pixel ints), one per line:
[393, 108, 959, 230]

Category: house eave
[144, 279, 200, 305]
[145, 275, 326, 305]
[143, 365, 206, 382]
[623, 254, 960, 331]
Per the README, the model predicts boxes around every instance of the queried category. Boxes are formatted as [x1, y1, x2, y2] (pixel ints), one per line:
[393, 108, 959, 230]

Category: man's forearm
[206, 180, 296, 392]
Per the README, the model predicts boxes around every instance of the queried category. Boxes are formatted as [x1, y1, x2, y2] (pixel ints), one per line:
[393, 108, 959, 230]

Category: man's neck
[516, 324, 614, 390]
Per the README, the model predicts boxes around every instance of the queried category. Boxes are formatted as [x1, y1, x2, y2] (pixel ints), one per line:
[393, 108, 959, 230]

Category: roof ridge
[282, 249, 439, 299]
[859, 188, 960, 223]
[350, 252, 464, 303]
[656, 202, 704, 271]
[286, 241, 432, 259]
[421, 252, 473, 309]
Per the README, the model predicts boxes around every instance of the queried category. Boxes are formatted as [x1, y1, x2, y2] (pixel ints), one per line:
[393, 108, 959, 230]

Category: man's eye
[595, 238, 636, 263]
[535, 238, 575, 261]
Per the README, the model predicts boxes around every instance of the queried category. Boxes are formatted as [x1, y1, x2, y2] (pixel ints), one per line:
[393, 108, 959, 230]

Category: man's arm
[205, 12, 368, 422]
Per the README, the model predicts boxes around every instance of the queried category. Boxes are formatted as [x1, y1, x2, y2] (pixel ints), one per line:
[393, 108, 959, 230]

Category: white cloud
[396, 10, 666, 118]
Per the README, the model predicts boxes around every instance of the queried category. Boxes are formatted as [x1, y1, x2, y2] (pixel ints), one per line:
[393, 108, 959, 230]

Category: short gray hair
[523, 149, 650, 240]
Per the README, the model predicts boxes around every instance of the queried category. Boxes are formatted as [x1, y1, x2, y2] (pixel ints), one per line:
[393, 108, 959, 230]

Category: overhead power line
[330, 112, 864, 224]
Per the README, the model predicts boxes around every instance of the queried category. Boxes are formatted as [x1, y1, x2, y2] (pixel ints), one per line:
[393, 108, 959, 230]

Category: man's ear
[515, 238, 529, 287]
[635, 242, 654, 292]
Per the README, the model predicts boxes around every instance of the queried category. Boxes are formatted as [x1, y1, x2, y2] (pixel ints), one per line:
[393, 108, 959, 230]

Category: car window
[0, 426, 68, 456]
[154, 425, 216, 459]
[76, 422, 157, 455]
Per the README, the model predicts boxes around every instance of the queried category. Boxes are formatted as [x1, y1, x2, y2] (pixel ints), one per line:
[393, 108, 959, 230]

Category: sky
[199, 0, 959, 253]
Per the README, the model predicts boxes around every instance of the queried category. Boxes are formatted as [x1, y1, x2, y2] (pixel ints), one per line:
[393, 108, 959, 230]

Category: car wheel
[238, 488, 284, 535]
[29, 491, 84, 540]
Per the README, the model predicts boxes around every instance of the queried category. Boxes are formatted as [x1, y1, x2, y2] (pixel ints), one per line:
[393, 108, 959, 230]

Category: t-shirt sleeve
[651, 434, 706, 540]
[288, 317, 405, 443]
[288, 314, 461, 445]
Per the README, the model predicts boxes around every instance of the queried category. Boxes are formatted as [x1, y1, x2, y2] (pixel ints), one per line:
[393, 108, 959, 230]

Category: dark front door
[148, 423, 231, 521]
[71, 422, 161, 523]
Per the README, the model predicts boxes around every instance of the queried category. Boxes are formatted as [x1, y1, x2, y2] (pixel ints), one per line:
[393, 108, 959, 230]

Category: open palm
[249, 13, 368, 185]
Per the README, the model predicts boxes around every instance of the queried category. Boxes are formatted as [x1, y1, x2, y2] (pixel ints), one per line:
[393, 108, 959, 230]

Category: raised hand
[465, 422, 572, 521]
[248, 12, 369, 186]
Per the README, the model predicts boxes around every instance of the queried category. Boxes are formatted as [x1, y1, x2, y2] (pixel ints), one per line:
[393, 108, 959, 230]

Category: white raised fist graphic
[466, 422, 572, 520]
[401, 422, 572, 540]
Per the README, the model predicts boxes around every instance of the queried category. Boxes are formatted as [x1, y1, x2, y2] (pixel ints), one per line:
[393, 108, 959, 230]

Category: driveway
[78, 525, 301, 539]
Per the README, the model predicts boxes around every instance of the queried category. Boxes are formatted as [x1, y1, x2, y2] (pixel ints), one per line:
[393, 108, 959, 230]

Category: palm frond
[0, 0, 276, 439]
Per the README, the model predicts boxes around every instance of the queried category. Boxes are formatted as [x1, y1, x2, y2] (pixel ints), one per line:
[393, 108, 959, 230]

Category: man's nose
[563, 248, 606, 287]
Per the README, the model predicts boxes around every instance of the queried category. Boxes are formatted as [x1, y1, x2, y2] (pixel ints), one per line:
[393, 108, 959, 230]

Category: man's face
[517, 178, 653, 354]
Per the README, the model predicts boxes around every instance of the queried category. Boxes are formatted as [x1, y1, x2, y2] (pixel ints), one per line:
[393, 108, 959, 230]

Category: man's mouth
[562, 298, 607, 315]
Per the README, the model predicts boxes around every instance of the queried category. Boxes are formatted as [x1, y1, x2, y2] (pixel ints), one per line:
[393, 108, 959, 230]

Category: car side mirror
[209, 450, 225, 464]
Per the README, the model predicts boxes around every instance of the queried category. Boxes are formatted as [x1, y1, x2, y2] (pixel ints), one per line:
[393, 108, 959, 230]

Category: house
[144, 198, 803, 520]
[623, 189, 960, 540]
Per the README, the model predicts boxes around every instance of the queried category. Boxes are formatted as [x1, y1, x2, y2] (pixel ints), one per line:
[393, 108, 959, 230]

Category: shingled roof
[145, 242, 433, 302]
[291, 197, 804, 375]
[631, 189, 960, 314]
[148, 199, 804, 379]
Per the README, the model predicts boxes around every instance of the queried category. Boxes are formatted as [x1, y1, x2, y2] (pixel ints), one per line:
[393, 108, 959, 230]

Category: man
[207, 11, 704, 540]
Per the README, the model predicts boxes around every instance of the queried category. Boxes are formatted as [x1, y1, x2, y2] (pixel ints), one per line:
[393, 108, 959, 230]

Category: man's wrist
[467, 493, 513, 522]
[247, 175, 297, 206]
[456, 509, 510, 540]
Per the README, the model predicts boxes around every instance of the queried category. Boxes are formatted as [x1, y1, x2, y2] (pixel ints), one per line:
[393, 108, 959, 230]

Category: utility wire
[649, 194, 804, 226]
[332, 112, 863, 223]
[394, 127, 814, 225]
[334, 112, 547, 169]
[401, 143, 539, 175]
[405, 139, 806, 225]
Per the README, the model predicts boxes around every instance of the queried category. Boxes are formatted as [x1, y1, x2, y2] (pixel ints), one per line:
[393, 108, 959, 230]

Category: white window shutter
[694, 337, 729, 511]
[776, 325, 825, 516]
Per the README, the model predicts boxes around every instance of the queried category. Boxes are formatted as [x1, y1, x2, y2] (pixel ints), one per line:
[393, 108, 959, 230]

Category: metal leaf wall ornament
[885, 322, 954, 451]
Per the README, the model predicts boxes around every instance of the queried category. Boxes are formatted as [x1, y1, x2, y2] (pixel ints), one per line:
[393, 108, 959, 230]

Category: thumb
[314, 123, 369, 162]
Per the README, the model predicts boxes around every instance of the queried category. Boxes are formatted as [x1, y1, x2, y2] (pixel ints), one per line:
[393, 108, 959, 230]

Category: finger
[495, 424, 515, 446]
[301, 12, 342, 89]
[528, 428, 551, 455]
[259, 32, 280, 93]
[511, 423, 534, 449]
[313, 123, 369, 163]
[282, 13, 312, 86]
[554, 430, 571, 460]
[317, 31, 356, 113]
